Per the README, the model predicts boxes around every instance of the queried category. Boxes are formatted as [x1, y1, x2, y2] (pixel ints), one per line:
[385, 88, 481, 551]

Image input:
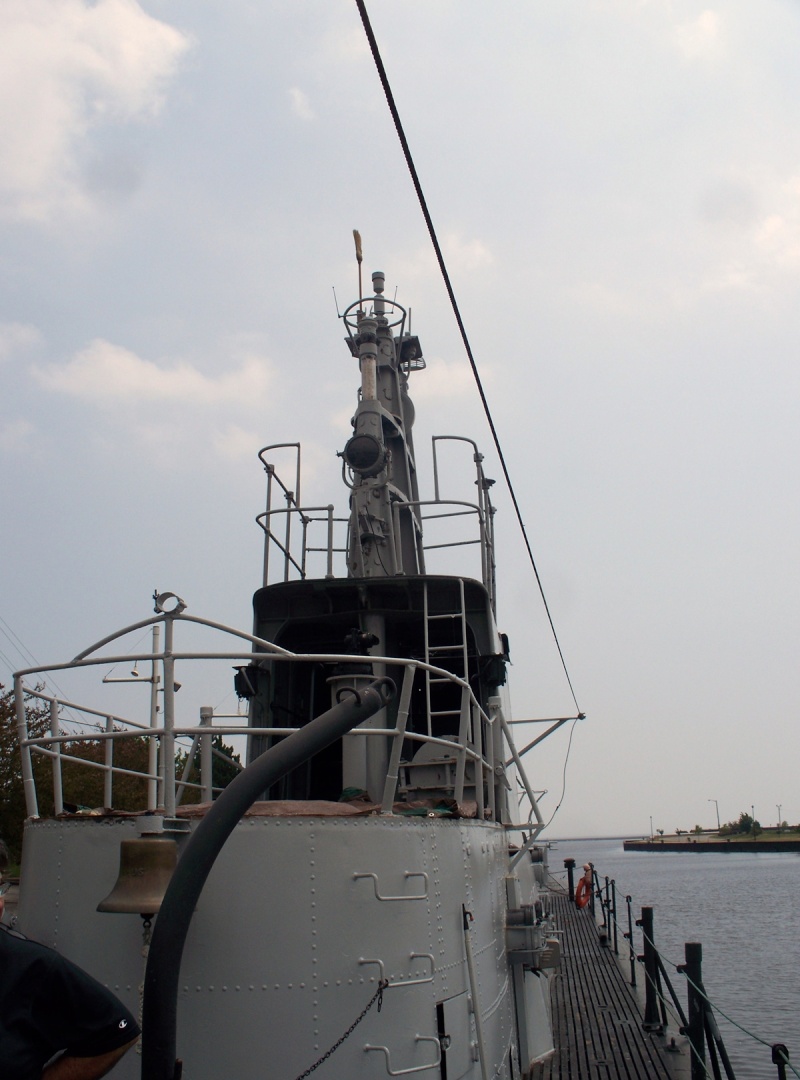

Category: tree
[0, 684, 153, 863]
[175, 734, 241, 804]
[59, 733, 151, 812]
[0, 685, 240, 865]
[0, 685, 52, 864]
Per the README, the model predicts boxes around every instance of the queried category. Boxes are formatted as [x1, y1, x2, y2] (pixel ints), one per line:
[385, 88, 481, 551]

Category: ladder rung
[428, 644, 466, 653]
[427, 613, 462, 621]
[429, 709, 462, 718]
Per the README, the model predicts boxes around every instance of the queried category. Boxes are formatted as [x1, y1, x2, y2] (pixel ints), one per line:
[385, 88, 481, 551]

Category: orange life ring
[575, 877, 591, 909]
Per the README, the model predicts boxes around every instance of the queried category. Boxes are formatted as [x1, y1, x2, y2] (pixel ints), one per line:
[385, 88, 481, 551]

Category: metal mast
[341, 270, 425, 578]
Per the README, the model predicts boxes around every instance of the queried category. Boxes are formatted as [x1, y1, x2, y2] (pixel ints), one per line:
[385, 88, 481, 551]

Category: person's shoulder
[1, 924, 71, 969]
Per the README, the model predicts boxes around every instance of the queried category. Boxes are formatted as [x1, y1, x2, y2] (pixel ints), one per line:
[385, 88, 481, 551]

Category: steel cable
[354, 0, 582, 715]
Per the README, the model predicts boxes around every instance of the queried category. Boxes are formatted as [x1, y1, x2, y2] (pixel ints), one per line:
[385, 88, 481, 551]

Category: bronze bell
[97, 837, 177, 915]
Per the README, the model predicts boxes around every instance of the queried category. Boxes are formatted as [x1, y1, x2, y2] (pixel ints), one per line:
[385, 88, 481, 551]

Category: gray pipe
[141, 677, 395, 1080]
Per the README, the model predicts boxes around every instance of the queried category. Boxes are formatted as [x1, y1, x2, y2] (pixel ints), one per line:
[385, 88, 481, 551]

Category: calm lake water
[550, 838, 800, 1080]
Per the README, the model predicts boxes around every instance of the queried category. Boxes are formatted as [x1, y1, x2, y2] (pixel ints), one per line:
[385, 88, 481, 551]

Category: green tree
[0, 685, 154, 862]
[175, 734, 241, 804]
[0, 685, 52, 864]
[59, 733, 151, 812]
[1, 686, 242, 863]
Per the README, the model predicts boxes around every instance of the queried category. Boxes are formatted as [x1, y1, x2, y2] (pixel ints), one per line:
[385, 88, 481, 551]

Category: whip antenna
[353, 229, 363, 312]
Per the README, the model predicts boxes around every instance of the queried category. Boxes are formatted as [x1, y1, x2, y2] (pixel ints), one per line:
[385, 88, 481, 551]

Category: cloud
[213, 424, 264, 462]
[0, 0, 190, 221]
[443, 233, 495, 273]
[698, 173, 800, 294]
[288, 87, 316, 122]
[673, 10, 723, 61]
[0, 322, 43, 362]
[410, 356, 485, 402]
[34, 339, 273, 407]
[0, 418, 36, 451]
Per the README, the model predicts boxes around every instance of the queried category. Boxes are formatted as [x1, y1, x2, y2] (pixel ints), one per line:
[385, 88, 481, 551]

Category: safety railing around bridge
[13, 600, 543, 839]
[255, 437, 497, 611]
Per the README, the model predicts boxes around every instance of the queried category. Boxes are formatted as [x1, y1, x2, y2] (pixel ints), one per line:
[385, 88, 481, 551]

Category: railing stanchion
[773, 1044, 790, 1080]
[564, 858, 575, 901]
[624, 894, 636, 987]
[603, 875, 610, 931]
[681, 941, 706, 1080]
[104, 715, 114, 808]
[589, 863, 596, 917]
[50, 697, 63, 815]
[610, 879, 618, 954]
[637, 906, 662, 1031]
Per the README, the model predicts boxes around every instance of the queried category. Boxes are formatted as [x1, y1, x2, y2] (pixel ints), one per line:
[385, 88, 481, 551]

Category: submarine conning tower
[341, 269, 426, 579]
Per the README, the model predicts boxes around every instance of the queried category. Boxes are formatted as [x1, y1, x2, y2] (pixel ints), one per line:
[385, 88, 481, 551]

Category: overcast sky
[1, 1, 798, 838]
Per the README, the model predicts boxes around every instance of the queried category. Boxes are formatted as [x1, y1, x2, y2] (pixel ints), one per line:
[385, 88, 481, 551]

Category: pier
[532, 889, 687, 1079]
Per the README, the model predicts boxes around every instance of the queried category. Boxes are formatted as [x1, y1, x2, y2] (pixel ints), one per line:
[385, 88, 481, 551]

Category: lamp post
[777, 804, 782, 833]
[649, 815, 653, 840]
[708, 798, 720, 831]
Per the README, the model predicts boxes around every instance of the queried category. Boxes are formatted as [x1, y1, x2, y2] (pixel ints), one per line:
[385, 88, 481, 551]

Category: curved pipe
[141, 677, 395, 1080]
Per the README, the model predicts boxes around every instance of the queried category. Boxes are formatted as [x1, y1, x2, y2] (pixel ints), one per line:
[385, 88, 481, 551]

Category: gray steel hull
[19, 812, 550, 1079]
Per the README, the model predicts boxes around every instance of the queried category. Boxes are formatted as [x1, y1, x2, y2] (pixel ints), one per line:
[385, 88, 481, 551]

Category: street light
[708, 798, 720, 831]
[777, 804, 782, 833]
[649, 815, 653, 840]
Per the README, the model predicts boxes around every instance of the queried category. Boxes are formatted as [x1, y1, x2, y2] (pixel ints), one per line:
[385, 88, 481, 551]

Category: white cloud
[755, 208, 800, 270]
[34, 339, 273, 407]
[0, 0, 190, 221]
[698, 173, 800, 294]
[213, 424, 263, 462]
[443, 232, 495, 273]
[0, 418, 36, 451]
[410, 356, 484, 402]
[0, 322, 43, 362]
[288, 87, 316, 122]
[673, 10, 723, 61]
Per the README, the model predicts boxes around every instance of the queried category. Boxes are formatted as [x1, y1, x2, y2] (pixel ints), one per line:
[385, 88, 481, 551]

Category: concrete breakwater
[624, 837, 800, 853]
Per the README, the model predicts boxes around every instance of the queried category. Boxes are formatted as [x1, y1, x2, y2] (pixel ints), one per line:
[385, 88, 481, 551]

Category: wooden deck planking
[530, 890, 675, 1080]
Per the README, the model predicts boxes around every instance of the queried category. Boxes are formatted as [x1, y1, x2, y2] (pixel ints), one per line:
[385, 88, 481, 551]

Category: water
[550, 838, 800, 1080]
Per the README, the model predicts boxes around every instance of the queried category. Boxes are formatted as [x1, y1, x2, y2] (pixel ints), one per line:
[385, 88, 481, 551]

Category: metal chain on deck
[291, 979, 389, 1080]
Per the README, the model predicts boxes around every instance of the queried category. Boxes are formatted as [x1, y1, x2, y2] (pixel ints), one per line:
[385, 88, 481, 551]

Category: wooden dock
[531, 890, 687, 1080]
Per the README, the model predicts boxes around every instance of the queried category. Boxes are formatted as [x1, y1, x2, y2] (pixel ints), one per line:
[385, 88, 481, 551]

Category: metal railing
[255, 437, 498, 607]
[561, 859, 797, 1080]
[13, 605, 545, 839]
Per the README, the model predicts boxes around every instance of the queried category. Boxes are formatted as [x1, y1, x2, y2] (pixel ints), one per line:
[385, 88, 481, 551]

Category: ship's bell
[97, 838, 177, 916]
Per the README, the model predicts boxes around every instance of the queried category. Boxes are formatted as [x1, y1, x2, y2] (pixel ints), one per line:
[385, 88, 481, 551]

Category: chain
[292, 979, 389, 1080]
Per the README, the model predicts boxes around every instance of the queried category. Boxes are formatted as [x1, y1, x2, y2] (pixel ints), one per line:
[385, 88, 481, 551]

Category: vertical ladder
[423, 579, 470, 739]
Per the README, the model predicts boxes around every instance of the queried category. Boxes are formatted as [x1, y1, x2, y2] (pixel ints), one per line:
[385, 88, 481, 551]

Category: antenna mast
[353, 229, 363, 312]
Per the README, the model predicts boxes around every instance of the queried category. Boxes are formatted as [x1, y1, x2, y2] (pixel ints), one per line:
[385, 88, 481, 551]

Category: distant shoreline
[623, 837, 800, 853]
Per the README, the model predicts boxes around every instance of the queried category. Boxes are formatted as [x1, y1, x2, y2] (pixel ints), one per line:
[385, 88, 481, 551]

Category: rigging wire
[611, 892, 800, 1077]
[0, 616, 83, 728]
[541, 716, 580, 830]
[354, 0, 583, 716]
